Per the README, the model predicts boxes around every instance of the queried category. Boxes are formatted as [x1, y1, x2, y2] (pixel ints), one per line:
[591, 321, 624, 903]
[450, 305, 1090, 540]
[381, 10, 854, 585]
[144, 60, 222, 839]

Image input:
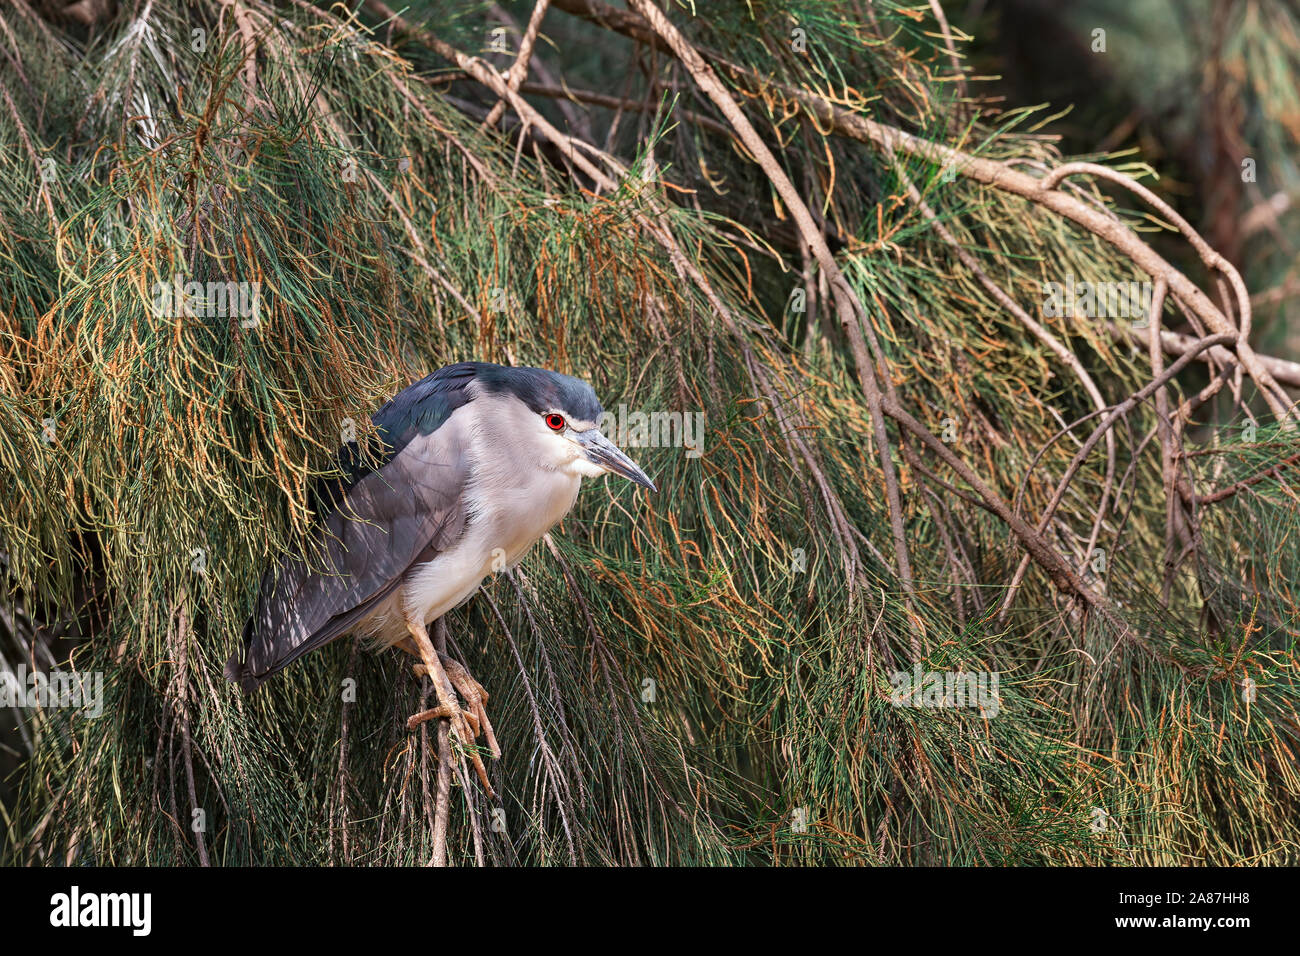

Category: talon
[438, 654, 501, 759]
[460, 706, 481, 737]
[403, 624, 497, 795]
[407, 704, 454, 730]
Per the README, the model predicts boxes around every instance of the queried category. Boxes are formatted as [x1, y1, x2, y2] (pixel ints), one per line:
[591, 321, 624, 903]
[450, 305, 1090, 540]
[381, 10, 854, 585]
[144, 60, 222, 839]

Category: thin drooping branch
[1147, 279, 1184, 606]
[1197, 451, 1300, 506]
[171, 598, 210, 867]
[626, 0, 919, 634]
[1035, 334, 1237, 552]
[1038, 163, 1254, 337]
[480, 587, 580, 866]
[1, 80, 57, 230]
[518, 81, 732, 137]
[1000, 332, 1236, 616]
[892, 156, 1118, 578]
[882, 393, 1124, 630]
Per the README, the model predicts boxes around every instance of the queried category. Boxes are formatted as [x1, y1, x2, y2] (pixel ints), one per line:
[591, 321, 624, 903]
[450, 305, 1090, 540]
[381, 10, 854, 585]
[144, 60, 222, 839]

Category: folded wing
[227, 367, 478, 691]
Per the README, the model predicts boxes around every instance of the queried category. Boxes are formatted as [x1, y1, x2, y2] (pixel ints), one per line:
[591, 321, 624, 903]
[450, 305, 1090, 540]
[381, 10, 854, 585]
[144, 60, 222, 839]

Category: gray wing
[225, 417, 470, 692]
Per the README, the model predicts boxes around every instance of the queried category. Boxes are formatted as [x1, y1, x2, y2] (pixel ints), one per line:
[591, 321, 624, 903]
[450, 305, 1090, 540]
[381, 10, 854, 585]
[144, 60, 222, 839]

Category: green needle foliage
[1, 0, 1298, 866]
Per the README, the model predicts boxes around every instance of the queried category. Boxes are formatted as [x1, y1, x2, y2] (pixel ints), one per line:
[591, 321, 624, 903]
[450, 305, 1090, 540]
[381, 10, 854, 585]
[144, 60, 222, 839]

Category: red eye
[545, 413, 566, 432]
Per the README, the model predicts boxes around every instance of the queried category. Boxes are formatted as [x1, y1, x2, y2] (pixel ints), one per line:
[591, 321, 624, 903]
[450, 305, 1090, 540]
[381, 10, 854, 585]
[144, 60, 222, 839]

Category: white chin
[567, 457, 607, 479]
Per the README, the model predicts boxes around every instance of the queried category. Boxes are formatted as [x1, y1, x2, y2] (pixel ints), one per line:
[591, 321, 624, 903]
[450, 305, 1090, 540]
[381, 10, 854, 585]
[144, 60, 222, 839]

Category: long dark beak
[578, 429, 657, 491]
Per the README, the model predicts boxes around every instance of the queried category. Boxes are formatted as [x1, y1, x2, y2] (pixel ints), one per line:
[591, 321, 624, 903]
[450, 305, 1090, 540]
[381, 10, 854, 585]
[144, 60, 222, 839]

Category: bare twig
[483, 0, 552, 129]
[429, 616, 453, 867]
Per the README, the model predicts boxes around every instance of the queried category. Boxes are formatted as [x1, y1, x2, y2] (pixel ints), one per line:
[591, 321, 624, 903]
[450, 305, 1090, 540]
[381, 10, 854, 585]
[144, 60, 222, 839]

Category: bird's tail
[223, 651, 263, 694]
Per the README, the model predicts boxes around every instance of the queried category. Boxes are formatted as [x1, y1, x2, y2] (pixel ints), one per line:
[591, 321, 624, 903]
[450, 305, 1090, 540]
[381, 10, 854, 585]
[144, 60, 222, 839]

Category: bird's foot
[406, 703, 458, 729]
[407, 689, 495, 798]
[413, 654, 501, 760]
[403, 628, 497, 797]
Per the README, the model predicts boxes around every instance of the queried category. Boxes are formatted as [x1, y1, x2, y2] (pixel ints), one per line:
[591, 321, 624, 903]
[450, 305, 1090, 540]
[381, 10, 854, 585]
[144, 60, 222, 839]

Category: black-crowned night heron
[224, 362, 655, 793]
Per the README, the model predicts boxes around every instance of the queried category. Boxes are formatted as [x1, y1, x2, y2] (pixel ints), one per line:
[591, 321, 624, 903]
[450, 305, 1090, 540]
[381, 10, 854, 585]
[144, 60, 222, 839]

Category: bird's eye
[545, 413, 566, 432]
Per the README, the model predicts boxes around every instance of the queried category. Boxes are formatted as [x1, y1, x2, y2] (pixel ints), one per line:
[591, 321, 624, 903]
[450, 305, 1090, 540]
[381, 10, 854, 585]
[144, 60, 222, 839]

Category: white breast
[362, 389, 583, 647]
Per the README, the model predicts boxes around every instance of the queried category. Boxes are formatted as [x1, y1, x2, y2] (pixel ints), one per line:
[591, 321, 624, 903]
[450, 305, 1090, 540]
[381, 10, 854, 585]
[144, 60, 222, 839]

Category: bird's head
[479, 365, 657, 492]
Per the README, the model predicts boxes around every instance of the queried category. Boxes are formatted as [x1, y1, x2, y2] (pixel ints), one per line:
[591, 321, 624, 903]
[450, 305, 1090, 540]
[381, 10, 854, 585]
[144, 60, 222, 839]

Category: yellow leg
[403, 619, 495, 797]
[395, 636, 501, 759]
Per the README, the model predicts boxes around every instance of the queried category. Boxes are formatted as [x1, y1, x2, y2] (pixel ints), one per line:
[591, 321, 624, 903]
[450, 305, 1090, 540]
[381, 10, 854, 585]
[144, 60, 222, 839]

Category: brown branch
[1146, 280, 1182, 606]
[1197, 451, 1300, 506]
[771, 113, 1296, 425]
[0, 80, 57, 231]
[483, 0, 552, 129]
[1040, 333, 1236, 537]
[1107, 320, 1300, 389]
[217, 0, 260, 101]
[518, 81, 732, 137]
[883, 393, 1124, 629]
[626, 0, 919, 632]
[171, 597, 209, 867]
[480, 586, 580, 865]
[893, 157, 1118, 598]
[429, 617, 453, 867]
[999, 333, 1236, 617]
